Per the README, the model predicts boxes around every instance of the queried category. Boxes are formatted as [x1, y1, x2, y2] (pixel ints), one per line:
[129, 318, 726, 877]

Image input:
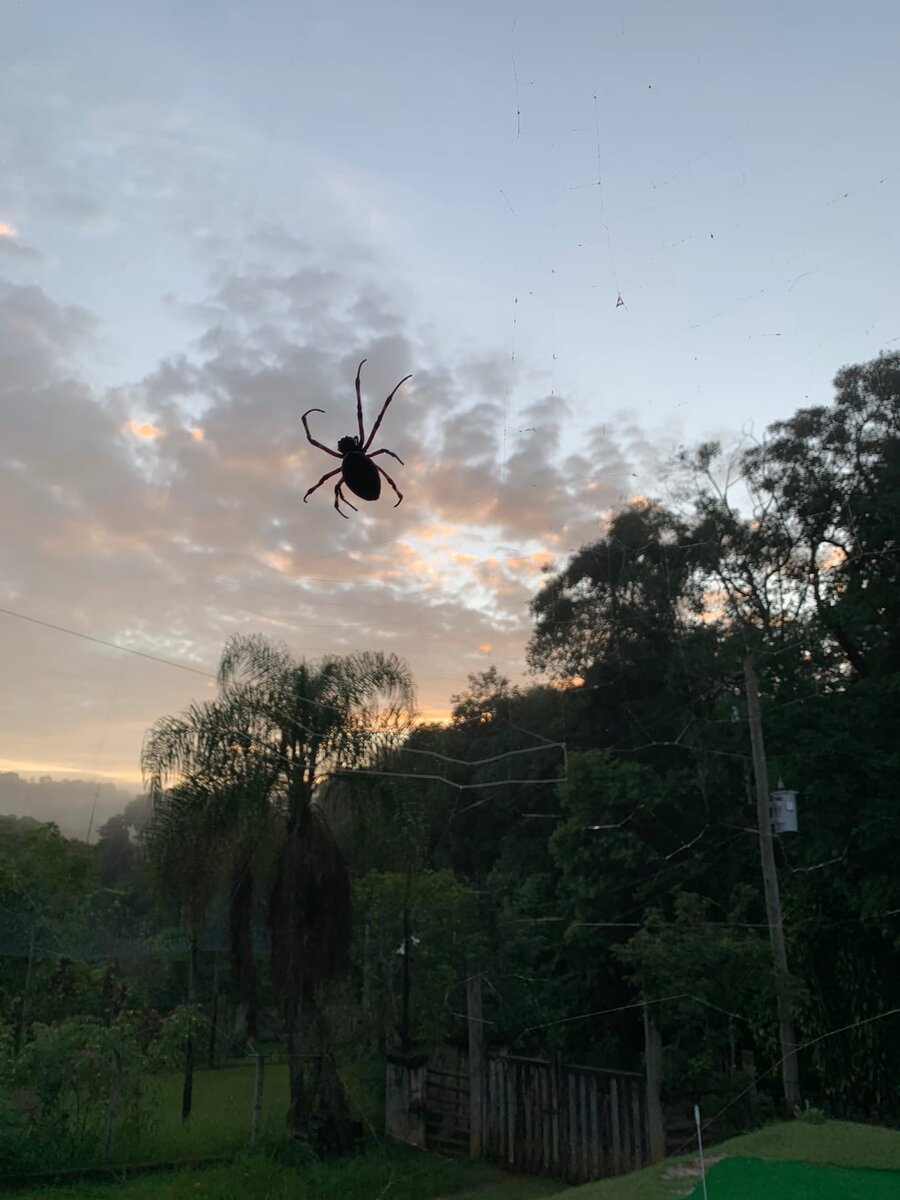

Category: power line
[400, 742, 563, 768]
[332, 767, 567, 792]
[0, 606, 215, 679]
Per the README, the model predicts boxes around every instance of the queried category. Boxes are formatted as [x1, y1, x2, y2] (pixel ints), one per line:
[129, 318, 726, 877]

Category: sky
[1, 0, 898, 825]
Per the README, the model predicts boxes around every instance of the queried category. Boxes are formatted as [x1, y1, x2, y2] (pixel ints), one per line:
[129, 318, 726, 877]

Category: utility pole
[743, 653, 801, 1112]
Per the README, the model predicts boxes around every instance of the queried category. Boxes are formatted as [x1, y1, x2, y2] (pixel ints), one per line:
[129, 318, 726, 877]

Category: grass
[5, 1141, 559, 1200]
[114, 1056, 384, 1164]
[684, 1156, 900, 1199]
[115, 1062, 291, 1162]
[553, 1119, 900, 1200]
[7, 1075, 898, 1200]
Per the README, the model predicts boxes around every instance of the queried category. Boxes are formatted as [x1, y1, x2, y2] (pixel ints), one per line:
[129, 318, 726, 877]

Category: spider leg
[354, 359, 367, 444]
[301, 408, 341, 458]
[368, 447, 405, 465]
[333, 480, 357, 518]
[362, 373, 412, 451]
[303, 465, 342, 503]
[375, 463, 403, 507]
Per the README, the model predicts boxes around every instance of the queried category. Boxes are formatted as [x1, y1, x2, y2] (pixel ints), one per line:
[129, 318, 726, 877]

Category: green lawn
[553, 1119, 900, 1200]
[5, 1142, 559, 1200]
[118, 1057, 383, 1164]
[111, 1063, 290, 1163]
[7, 1107, 899, 1200]
[684, 1156, 900, 1199]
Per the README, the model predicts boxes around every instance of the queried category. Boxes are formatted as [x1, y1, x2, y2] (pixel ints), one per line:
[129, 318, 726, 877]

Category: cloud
[0, 228, 662, 787]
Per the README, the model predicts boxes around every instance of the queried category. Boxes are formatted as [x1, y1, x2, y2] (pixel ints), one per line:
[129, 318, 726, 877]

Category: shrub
[4, 1014, 147, 1168]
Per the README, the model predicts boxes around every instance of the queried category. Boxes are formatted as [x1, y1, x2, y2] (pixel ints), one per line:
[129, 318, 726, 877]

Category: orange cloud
[478, 643, 492, 654]
[452, 552, 477, 565]
[127, 420, 162, 440]
[551, 675, 585, 690]
[414, 707, 451, 726]
[0, 221, 17, 238]
[819, 545, 846, 571]
[700, 587, 727, 623]
[190, 427, 205, 442]
[505, 550, 555, 574]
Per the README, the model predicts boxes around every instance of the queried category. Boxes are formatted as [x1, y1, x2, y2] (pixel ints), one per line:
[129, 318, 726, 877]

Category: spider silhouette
[301, 359, 412, 518]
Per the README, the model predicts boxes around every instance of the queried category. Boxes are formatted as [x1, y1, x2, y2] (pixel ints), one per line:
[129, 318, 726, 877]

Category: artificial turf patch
[688, 1155, 900, 1199]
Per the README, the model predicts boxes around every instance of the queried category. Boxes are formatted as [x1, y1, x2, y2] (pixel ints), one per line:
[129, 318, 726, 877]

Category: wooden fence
[424, 1063, 470, 1156]
[386, 976, 660, 1186]
[483, 1054, 648, 1185]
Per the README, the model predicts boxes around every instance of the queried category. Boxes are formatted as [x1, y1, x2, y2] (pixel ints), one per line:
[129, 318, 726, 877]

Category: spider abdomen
[342, 451, 381, 501]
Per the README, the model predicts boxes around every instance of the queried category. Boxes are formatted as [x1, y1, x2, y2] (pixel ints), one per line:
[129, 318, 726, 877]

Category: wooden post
[467, 970, 485, 1158]
[609, 1076, 621, 1175]
[385, 1052, 427, 1147]
[250, 1053, 266, 1144]
[744, 654, 801, 1111]
[643, 1004, 665, 1163]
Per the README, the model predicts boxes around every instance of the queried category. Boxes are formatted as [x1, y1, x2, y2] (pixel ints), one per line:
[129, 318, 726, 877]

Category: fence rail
[483, 1053, 648, 1185]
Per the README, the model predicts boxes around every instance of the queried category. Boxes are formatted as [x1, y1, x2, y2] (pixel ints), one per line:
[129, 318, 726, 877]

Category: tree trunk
[230, 860, 258, 1040]
[16, 925, 37, 1053]
[285, 993, 306, 1137]
[181, 935, 198, 1122]
[207, 952, 219, 1068]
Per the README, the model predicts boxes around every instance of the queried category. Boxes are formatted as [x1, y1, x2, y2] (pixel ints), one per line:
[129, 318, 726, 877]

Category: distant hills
[0, 771, 139, 841]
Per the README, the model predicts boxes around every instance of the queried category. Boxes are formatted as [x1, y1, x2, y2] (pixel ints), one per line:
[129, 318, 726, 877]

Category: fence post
[643, 1003, 665, 1163]
[467, 969, 485, 1158]
[250, 1053, 267, 1144]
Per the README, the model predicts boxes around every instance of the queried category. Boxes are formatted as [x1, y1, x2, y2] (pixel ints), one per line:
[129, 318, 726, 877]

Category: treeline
[2, 352, 897, 1152]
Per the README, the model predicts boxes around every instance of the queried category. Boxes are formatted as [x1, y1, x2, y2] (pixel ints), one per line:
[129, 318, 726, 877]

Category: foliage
[142, 634, 416, 1139]
[4, 351, 898, 1158]
[145, 1004, 206, 1073]
[3, 1015, 147, 1170]
[0, 818, 97, 982]
[614, 890, 774, 1110]
[352, 868, 482, 1049]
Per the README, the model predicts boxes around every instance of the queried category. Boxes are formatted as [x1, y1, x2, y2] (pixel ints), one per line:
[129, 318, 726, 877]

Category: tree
[215, 634, 415, 1140]
[676, 352, 900, 1115]
[142, 779, 223, 1120]
[0, 818, 97, 1050]
[528, 499, 724, 762]
[143, 689, 274, 1050]
[615, 890, 774, 1134]
[683, 352, 900, 677]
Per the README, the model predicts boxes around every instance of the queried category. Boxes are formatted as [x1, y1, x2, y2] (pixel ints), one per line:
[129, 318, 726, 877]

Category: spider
[301, 359, 412, 518]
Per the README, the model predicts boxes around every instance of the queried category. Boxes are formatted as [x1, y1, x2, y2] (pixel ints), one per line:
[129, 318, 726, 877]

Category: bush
[2, 1014, 148, 1169]
[145, 1003, 205, 1073]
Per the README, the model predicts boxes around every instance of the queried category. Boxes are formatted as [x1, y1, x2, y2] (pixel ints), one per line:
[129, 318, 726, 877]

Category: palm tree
[142, 779, 222, 1119]
[142, 691, 274, 1048]
[143, 633, 416, 1140]
[216, 634, 415, 1137]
